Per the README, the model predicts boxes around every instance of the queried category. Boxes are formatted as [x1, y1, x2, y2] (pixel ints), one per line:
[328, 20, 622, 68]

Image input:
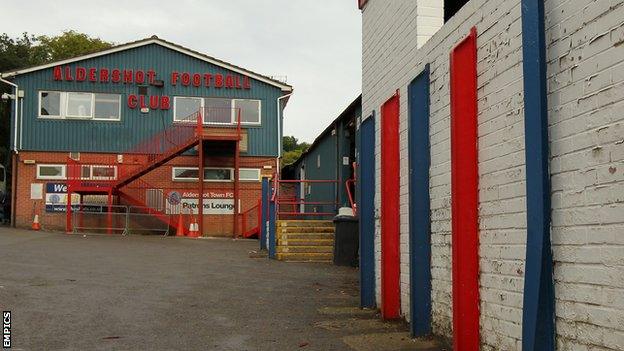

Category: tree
[281, 136, 310, 166]
[36, 30, 112, 62]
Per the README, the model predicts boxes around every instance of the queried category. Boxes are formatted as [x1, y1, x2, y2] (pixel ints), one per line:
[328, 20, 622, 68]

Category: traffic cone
[175, 213, 185, 237]
[32, 214, 41, 231]
[188, 217, 198, 238]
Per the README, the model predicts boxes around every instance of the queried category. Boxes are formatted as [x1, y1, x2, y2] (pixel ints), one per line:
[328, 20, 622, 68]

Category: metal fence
[70, 204, 170, 236]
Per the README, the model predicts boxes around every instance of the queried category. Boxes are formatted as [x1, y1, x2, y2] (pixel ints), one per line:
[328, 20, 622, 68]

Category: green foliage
[0, 31, 114, 168]
[36, 30, 112, 62]
[281, 136, 310, 166]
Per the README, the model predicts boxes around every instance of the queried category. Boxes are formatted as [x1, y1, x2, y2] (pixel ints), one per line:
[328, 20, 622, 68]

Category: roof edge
[1, 36, 293, 92]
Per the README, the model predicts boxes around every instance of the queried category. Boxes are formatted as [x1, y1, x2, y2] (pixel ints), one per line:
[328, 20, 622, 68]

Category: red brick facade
[13, 151, 276, 237]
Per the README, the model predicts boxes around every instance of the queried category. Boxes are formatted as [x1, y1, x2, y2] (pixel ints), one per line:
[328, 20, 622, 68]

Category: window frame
[172, 96, 204, 123]
[38, 91, 63, 119]
[238, 168, 261, 182]
[93, 93, 122, 121]
[65, 92, 95, 119]
[171, 167, 261, 182]
[172, 96, 262, 126]
[37, 90, 121, 121]
[36, 164, 66, 180]
[202, 167, 234, 182]
[232, 99, 262, 126]
[171, 167, 200, 182]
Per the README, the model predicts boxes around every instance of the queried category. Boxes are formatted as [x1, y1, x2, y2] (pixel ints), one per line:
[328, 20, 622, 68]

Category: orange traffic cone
[188, 217, 198, 238]
[32, 214, 41, 231]
[175, 212, 185, 237]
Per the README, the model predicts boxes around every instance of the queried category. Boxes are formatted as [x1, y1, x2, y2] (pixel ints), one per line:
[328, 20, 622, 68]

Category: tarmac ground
[0, 228, 446, 350]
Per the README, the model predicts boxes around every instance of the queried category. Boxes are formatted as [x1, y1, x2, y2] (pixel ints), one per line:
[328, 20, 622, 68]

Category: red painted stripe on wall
[450, 27, 480, 351]
[381, 90, 401, 320]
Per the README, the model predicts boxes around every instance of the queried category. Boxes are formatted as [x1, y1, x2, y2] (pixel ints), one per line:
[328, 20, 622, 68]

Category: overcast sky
[3, 0, 362, 143]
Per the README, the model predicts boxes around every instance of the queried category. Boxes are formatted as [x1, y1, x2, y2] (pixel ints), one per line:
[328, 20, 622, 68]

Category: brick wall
[13, 151, 274, 237]
[546, 1, 624, 350]
[362, 0, 624, 349]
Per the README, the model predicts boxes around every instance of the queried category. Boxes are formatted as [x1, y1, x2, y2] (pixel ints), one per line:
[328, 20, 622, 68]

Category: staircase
[276, 220, 335, 262]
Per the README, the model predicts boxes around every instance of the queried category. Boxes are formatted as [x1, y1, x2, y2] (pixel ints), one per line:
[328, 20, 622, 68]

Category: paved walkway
[0, 228, 445, 350]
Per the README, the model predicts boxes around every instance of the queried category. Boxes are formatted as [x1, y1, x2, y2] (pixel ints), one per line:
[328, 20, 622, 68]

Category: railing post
[268, 198, 276, 259]
[260, 177, 269, 250]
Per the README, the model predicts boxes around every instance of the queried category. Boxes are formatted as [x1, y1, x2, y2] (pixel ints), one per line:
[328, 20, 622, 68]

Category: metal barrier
[241, 199, 261, 238]
[126, 206, 170, 236]
[72, 205, 128, 235]
[70, 204, 170, 236]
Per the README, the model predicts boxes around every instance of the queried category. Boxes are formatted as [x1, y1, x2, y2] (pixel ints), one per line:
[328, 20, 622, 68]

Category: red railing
[241, 199, 261, 238]
[272, 178, 339, 219]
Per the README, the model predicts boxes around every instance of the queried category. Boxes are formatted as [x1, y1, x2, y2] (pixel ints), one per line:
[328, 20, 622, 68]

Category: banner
[165, 191, 235, 215]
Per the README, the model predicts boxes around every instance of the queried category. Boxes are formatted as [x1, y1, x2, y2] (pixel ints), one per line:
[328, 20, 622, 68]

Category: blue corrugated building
[0, 36, 292, 236]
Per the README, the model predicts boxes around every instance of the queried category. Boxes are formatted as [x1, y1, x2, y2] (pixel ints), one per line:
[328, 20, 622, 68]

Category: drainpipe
[0, 75, 19, 153]
[276, 92, 293, 158]
[0, 75, 20, 228]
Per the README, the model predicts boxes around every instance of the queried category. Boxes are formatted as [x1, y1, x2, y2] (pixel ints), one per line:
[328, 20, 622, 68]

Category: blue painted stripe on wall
[358, 114, 376, 308]
[521, 0, 555, 350]
[408, 65, 432, 337]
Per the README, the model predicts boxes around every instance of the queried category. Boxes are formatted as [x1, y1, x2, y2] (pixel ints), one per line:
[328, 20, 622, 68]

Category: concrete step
[279, 233, 335, 241]
[277, 245, 333, 253]
[277, 220, 334, 228]
[278, 226, 335, 233]
[276, 252, 333, 262]
[277, 238, 334, 246]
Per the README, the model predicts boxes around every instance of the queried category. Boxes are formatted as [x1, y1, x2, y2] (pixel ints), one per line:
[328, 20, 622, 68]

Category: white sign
[31, 183, 43, 200]
[167, 198, 235, 215]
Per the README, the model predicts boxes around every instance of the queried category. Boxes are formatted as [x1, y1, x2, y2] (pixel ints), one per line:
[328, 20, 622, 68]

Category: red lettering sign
[76, 67, 86, 81]
[215, 74, 223, 88]
[88, 68, 97, 82]
[99, 68, 109, 82]
[225, 75, 234, 89]
[111, 69, 121, 83]
[161, 96, 170, 110]
[181, 73, 191, 86]
[171, 71, 179, 86]
[128, 94, 138, 108]
[53, 66, 62, 81]
[135, 70, 145, 84]
[123, 70, 133, 84]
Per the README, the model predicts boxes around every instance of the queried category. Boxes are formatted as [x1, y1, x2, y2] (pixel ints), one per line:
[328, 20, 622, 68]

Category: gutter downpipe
[0, 75, 20, 228]
[276, 92, 293, 159]
[0, 75, 19, 153]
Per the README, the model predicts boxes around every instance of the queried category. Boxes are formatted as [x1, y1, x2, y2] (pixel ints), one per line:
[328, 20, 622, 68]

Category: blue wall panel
[13, 43, 284, 156]
[408, 66, 432, 337]
[358, 114, 375, 308]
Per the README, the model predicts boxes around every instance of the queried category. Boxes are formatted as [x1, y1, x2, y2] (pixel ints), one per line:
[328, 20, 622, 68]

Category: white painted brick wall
[546, 0, 624, 350]
[363, 0, 526, 348]
[363, 0, 623, 349]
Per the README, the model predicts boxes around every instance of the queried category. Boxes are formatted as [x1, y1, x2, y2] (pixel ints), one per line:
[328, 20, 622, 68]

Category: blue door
[408, 66, 432, 336]
[358, 114, 376, 308]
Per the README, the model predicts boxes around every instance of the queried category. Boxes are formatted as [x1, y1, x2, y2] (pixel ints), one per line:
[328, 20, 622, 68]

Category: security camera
[1, 93, 15, 100]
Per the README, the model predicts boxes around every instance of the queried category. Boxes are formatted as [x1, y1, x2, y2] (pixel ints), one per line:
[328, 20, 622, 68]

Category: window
[173, 96, 262, 125]
[66, 92, 93, 118]
[239, 168, 261, 181]
[79, 165, 117, 180]
[173, 97, 202, 122]
[94, 94, 121, 120]
[445, 0, 470, 22]
[172, 167, 259, 182]
[233, 99, 261, 124]
[204, 168, 233, 182]
[38, 91, 121, 121]
[205, 98, 233, 124]
[40, 91, 61, 117]
[172, 167, 199, 181]
[37, 164, 66, 180]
